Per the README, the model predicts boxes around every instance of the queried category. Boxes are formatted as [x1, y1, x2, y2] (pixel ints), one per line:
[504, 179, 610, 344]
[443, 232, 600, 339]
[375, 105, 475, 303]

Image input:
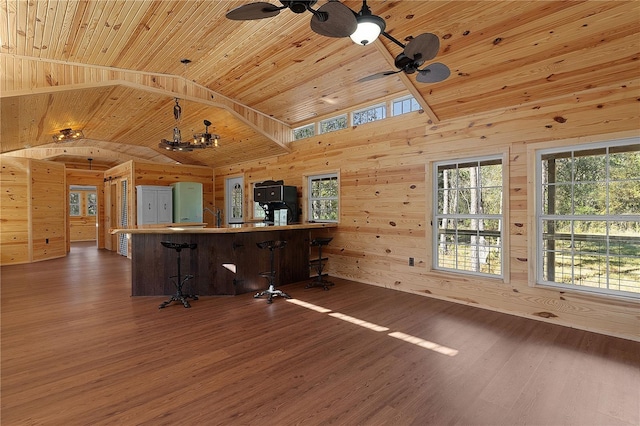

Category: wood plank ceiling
[1, 1, 639, 169]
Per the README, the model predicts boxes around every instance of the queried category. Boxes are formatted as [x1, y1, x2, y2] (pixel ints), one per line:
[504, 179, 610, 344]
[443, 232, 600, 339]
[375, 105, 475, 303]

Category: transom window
[308, 173, 339, 222]
[319, 115, 347, 134]
[352, 104, 385, 125]
[434, 156, 504, 277]
[392, 96, 420, 116]
[536, 139, 640, 297]
[293, 124, 315, 140]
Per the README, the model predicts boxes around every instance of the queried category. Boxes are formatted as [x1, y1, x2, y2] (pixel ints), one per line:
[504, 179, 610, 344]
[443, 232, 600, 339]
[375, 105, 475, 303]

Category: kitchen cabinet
[136, 185, 172, 226]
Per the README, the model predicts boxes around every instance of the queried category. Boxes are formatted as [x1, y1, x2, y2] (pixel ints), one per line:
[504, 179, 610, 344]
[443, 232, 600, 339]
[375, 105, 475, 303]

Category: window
[352, 104, 385, 125]
[319, 115, 347, 134]
[537, 140, 640, 297]
[225, 176, 244, 224]
[69, 192, 81, 216]
[252, 182, 266, 220]
[308, 173, 339, 222]
[293, 124, 315, 140]
[392, 96, 421, 116]
[87, 192, 97, 216]
[434, 156, 504, 277]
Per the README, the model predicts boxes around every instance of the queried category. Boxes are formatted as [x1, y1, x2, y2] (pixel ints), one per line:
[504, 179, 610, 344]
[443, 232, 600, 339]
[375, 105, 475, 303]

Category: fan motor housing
[282, 1, 317, 13]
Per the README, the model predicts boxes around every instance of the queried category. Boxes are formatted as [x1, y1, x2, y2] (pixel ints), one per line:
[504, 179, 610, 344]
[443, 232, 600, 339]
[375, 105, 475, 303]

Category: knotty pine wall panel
[215, 86, 640, 341]
[30, 160, 66, 262]
[0, 157, 67, 265]
[0, 157, 31, 264]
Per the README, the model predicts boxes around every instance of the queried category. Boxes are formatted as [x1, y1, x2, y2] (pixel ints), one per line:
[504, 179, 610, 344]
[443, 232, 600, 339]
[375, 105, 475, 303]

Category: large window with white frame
[536, 139, 640, 297]
[319, 115, 347, 134]
[352, 103, 386, 125]
[308, 173, 339, 222]
[434, 156, 504, 277]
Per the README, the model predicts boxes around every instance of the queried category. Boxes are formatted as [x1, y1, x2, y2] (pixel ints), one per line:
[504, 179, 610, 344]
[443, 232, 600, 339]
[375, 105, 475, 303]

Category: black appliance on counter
[254, 180, 299, 224]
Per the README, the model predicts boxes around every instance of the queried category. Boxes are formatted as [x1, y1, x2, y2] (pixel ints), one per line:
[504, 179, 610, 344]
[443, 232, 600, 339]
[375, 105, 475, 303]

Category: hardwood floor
[2, 242, 639, 425]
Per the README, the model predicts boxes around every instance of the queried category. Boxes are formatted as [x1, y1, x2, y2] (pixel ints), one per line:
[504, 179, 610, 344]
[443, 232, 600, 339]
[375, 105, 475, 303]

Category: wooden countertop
[111, 222, 337, 235]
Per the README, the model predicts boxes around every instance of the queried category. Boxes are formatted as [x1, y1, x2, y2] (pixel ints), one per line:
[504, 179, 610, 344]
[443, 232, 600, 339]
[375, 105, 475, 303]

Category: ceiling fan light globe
[350, 16, 385, 45]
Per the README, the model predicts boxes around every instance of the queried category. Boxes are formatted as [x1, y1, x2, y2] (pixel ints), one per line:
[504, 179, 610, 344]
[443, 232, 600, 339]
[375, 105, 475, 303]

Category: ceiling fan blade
[358, 70, 401, 83]
[416, 62, 451, 83]
[404, 33, 440, 65]
[310, 1, 358, 38]
[226, 2, 284, 20]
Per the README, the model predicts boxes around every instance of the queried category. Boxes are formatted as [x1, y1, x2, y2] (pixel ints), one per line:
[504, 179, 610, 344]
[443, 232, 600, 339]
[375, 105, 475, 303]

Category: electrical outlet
[409, 257, 414, 266]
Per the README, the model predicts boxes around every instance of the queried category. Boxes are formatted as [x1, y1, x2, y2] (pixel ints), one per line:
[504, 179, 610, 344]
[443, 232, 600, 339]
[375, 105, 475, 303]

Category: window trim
[431, 154, 508, 280]
[534, 137, 640, 299]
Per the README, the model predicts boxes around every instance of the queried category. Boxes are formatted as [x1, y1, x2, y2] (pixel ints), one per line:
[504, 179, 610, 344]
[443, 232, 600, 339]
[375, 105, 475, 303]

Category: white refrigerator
[171, 182, 203, 223]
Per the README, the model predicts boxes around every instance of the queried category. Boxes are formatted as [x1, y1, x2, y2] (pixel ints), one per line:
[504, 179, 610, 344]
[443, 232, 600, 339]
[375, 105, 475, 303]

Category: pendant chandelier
[158, 98, 220, 152]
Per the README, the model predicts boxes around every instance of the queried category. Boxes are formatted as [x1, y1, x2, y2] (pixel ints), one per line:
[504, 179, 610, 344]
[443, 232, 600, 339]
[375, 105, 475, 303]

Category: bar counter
[112, 222, 337, 296]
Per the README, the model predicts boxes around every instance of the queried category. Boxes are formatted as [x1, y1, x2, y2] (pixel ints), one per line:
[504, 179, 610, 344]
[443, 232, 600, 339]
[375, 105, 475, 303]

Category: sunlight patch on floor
[388, 331, 459, 356]
[286, 297, 458, 356]
[286, 298, 332, 313]
[328, 312, 389, 332]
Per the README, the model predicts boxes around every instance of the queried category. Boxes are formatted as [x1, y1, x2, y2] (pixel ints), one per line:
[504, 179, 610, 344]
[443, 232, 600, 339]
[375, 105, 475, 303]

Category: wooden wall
[214, 84, 640, 341]
[1, 157, 66, 265]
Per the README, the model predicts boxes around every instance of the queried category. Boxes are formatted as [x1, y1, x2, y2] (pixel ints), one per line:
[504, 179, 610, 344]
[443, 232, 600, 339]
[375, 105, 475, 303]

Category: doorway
[69, 185, 98, 245]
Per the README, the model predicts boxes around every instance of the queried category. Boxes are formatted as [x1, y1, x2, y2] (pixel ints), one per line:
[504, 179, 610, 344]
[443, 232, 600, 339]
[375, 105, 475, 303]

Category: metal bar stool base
[308, 237, 334, 291]
[159, 275, 198, 309]
[159, 241, 198, 309]
[255, 240, 288, 304]
[254, 284, 291, 304]
[305, 275, 334, 291]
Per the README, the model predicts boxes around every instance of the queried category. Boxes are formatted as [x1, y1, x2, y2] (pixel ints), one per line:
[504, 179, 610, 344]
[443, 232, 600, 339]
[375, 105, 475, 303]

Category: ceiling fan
[359, 32, 451, 84]
[225, 0, 357, 38]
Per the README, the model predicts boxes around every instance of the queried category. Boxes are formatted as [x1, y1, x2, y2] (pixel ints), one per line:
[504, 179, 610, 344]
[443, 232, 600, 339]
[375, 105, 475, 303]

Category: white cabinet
[136, 186, 173, 226]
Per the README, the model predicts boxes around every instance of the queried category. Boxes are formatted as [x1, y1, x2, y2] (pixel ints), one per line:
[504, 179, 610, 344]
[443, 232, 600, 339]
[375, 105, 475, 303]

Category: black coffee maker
[254, 180, 299, 224]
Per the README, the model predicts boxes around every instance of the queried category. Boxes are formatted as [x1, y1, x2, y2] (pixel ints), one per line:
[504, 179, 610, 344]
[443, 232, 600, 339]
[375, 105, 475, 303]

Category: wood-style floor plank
[2, 242, 639, 425]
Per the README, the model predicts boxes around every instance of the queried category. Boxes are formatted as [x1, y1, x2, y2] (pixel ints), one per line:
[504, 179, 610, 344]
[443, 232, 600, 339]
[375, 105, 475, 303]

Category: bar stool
[255, 240, 290, 303]
[159, 241, 198, 309]
[307, 237, 334, 290]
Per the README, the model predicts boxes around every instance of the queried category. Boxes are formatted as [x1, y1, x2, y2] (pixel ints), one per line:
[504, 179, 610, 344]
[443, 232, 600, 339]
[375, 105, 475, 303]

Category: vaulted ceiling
[1, 1, 639, 169]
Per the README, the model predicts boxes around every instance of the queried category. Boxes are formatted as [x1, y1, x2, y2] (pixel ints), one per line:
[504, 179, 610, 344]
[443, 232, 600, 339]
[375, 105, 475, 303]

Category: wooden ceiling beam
[0, 54, 292, 151]
[373, 40, 440, 124]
